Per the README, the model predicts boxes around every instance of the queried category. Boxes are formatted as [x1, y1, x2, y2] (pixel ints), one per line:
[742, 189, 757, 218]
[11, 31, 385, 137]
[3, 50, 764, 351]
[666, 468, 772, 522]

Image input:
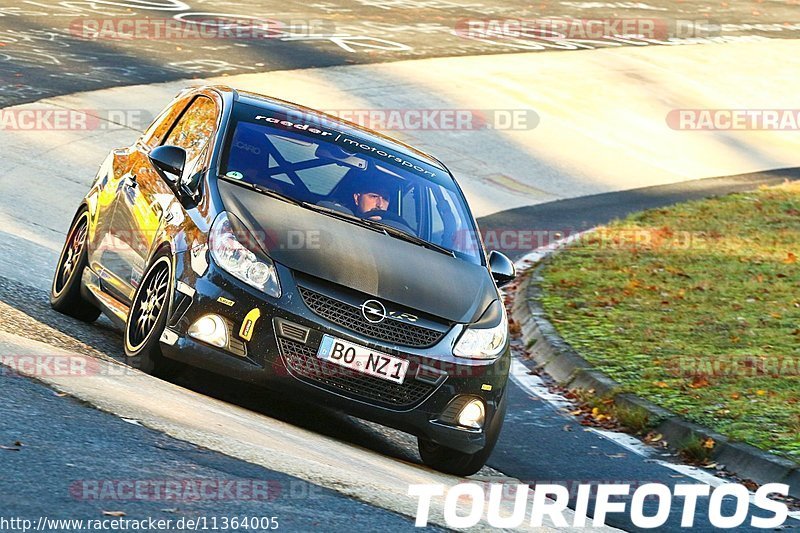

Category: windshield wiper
[219, 177, 303, 206]
[303, 203, 455, 257]
[300, 202, 387, 234]
[372, 223, 456, 257]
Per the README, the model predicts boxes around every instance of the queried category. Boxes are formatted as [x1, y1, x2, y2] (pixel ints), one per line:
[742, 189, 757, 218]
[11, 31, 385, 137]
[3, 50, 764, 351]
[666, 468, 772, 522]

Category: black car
[51, 85, 516, 476]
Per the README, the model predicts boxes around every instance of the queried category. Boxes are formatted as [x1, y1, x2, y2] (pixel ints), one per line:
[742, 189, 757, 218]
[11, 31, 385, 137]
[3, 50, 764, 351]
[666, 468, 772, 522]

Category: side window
[141, 97, 189, 149]
[163, 96, 218, 175]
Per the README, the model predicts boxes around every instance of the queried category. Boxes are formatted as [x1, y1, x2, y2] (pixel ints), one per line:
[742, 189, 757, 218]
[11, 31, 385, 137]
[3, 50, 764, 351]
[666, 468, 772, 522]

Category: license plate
[317, 335, 409, 384]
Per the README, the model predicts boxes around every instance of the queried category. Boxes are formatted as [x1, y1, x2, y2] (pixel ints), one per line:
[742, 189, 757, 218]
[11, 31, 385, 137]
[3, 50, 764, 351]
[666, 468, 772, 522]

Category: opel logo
[361, 299, 387, 323]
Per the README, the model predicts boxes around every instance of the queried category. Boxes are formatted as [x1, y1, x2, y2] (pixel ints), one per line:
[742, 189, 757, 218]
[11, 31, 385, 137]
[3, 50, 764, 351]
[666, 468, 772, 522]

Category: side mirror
[149, 145, 186, 186]
[488, 250, 516, 287]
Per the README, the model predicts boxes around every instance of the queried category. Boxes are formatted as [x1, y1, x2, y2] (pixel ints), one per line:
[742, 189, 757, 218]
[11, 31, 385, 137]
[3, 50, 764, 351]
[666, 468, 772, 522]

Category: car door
[90, 95, 191, 302]
[106, 95, 218, 303]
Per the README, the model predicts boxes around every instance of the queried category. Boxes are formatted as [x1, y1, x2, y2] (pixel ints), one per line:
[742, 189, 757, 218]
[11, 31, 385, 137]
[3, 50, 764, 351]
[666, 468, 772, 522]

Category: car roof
[222, 87, 448, 172]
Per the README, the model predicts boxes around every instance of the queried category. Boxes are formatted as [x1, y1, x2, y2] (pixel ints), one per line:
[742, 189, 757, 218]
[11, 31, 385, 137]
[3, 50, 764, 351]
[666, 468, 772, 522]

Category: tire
[123, 251, 181, 377]
[50, 207, 101, 322]
[418, 395, 507, 477]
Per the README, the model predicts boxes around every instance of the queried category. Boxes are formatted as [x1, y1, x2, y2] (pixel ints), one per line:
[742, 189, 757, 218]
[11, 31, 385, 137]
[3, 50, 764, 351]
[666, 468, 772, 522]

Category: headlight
[453, 305, 508, 359]
[458, 399, 486, 429]
[209, 212, 281, 298]
[188, 315, 229, 348]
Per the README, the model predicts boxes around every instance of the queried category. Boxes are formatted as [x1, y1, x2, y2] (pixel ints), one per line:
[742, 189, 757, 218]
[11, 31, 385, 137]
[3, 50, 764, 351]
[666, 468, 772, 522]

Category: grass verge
[539, 182, 800, 462]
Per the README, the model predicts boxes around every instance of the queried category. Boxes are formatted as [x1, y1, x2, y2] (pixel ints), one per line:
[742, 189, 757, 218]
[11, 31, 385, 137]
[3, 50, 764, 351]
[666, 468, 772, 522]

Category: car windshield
[219, 102, 484, 264]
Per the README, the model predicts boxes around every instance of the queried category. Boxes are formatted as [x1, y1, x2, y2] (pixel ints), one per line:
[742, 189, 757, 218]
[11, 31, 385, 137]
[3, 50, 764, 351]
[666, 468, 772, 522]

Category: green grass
[613, 403, 653, 434]
[540, 182, 800, 462]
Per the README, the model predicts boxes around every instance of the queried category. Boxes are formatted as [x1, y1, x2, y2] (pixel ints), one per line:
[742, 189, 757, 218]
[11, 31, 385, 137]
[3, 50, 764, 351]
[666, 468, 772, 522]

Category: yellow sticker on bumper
[239, 308, 261, 341]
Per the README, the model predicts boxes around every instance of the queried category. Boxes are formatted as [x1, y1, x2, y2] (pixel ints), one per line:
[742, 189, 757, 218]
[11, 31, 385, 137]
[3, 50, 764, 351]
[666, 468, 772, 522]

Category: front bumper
[160, 250, 510, 454]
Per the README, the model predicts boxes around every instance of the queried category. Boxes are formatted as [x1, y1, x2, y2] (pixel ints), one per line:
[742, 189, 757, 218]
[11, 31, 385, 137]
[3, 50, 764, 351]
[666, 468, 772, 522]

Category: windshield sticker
[225, 170, 244, 180]
[255, 115, 334, 136]
[337, 135, 435, 178]
[253, 113, 438, 179]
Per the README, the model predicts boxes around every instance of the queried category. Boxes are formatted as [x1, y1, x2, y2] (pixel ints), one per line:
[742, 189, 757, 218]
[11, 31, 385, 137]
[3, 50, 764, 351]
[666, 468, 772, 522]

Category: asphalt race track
[3, 0, 800, 107]
[1, 0, 800, 531]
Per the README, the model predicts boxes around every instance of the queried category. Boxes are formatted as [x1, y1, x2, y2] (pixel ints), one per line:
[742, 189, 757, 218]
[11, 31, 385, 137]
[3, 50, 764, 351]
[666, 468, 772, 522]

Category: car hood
[218, 180, 496, 323]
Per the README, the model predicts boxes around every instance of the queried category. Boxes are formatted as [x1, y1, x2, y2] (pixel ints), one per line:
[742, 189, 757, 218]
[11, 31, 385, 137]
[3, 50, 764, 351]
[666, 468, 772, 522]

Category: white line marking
[509, 357, 572, 410]
[589, 428, 654, 458]
[652, 461, 800, 521]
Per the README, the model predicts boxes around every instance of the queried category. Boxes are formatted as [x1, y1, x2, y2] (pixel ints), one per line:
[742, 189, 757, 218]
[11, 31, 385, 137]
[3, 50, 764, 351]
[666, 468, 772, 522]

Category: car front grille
[297, 286, 445, 348]
[277, 337, 437, 408]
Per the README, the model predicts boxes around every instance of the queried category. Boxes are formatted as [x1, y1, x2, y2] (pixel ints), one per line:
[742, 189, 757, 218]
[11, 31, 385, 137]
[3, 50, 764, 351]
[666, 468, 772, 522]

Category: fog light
[188, 315, 228, 348]
[457, 399, 486, 429]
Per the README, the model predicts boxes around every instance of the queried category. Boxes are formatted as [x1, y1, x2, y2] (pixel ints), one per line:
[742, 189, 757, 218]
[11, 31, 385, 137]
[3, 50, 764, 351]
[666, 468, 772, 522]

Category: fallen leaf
[102, 511, 126, 517]
[644, 432, 663, 443]
[702, 437, 715, 449]
[784, 252, 797, 264]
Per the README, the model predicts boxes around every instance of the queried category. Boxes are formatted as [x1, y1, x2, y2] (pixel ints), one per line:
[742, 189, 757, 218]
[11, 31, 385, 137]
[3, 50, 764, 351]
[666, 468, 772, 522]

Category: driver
[353, 182, 393, 221]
